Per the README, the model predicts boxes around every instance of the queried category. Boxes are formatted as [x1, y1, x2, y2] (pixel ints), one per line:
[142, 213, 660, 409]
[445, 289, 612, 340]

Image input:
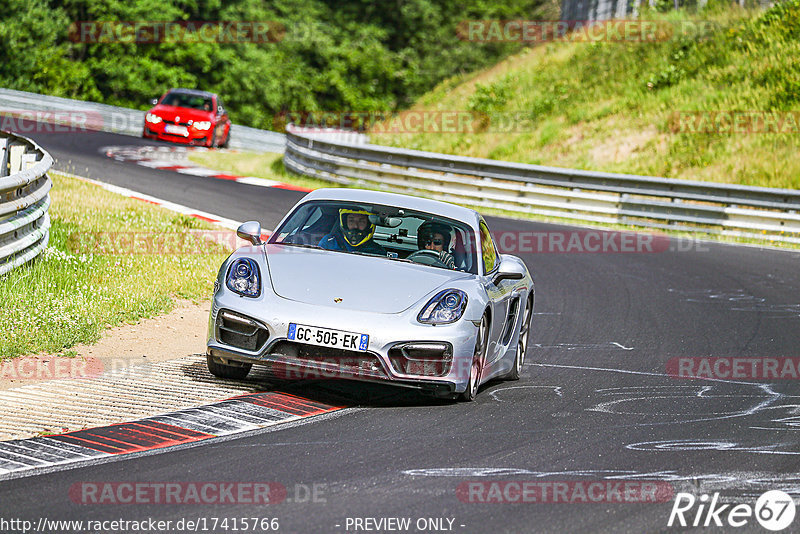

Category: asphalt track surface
[2, 126, 800, 533]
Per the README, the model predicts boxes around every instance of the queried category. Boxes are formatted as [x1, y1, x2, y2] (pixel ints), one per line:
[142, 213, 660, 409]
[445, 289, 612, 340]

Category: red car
[142, 88, 231, 148]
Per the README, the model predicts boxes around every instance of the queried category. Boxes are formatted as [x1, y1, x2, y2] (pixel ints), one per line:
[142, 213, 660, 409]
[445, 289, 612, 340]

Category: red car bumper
[142, 124, 214, 146]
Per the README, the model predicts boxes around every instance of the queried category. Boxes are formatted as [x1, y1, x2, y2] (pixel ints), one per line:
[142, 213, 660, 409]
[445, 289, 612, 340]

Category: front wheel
[460, 314, 489, 401]
[207, 354, 251, 379]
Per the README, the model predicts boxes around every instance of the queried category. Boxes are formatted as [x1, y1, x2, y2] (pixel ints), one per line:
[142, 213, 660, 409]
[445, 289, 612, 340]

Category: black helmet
[417, 221, 452, 250]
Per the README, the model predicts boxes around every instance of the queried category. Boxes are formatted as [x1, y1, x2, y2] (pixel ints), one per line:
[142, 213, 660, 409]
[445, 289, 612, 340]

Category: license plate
[165, 124, 188, 136]
[287, 323, 369, 352]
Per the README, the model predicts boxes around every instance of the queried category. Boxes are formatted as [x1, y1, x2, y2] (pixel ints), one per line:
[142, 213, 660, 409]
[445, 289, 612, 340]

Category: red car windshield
[161, 93, 213, 111]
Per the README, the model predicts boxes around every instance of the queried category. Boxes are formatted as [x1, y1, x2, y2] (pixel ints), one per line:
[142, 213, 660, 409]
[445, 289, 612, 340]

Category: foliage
[0, 0, 551, 130]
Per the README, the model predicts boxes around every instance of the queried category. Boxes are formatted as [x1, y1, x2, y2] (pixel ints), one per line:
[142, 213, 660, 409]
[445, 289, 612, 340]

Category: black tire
[460, 313, 489, 401]
[220, 131, 230, 148]
[506, 294, 533, 381]
[207, 354, 251, 379]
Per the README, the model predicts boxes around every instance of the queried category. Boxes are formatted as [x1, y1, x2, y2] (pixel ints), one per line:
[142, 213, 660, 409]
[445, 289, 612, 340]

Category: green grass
[369, 1, 800, 190]
[0, 172, 231, 360]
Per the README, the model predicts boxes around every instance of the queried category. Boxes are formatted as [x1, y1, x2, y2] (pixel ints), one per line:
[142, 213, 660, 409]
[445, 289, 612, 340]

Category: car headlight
[193, 121, 212, 130]
[226, 258, 261, 297]
[418, 289, 468, 325]
[145, 113, 162, 124]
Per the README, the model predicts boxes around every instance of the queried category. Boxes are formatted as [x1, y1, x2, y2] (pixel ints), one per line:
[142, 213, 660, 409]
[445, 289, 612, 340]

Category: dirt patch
[589, 126, 659, 165]
[0, 300, 210, 391]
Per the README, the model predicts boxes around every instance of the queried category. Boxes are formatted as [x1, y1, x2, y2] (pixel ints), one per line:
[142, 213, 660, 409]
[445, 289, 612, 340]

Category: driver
[417, 221, 456, 269]
[319, 208, 386, 255]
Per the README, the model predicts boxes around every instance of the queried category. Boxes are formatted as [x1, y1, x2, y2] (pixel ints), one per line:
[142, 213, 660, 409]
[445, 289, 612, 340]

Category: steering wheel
[407, 249, 448, 267]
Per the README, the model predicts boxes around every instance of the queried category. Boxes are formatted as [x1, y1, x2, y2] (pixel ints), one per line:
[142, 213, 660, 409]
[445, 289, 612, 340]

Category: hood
[149, 105, 214, 123]
[264, 245, 470, 314]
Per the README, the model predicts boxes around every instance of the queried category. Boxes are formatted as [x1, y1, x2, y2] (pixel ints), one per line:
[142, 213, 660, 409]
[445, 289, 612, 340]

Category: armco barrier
[0, 88, 286, 153]
[284, 128, 800, 244]
[0, 130, 53, 275]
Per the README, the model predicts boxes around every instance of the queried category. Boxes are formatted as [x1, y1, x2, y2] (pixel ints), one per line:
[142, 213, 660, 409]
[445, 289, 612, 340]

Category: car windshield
[269, 200, 479, 274]
[161, 92, 213, 111]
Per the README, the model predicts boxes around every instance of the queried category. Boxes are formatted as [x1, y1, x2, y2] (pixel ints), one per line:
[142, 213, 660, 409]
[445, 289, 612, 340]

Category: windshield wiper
[275, 242, 322, 250]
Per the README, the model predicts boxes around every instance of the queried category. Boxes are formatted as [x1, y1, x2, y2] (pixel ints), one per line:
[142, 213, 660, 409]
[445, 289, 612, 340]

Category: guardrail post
[8, 144, 25, 175]
[0, 138, 7, 178]
[22, 152, 37, 170]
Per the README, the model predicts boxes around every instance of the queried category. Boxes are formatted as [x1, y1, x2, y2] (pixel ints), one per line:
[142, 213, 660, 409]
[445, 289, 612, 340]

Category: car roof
[165, 88, 216, 98]
[299, 188, 481, 227]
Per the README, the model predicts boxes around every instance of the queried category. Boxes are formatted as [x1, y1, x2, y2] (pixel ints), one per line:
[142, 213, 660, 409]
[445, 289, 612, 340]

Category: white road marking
[236, 176, 283, 187]
[488, 385, 563, 402]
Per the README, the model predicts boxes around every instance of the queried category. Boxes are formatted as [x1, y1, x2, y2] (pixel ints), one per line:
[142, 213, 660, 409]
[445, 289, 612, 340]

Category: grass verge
[0, 171, 231, 360]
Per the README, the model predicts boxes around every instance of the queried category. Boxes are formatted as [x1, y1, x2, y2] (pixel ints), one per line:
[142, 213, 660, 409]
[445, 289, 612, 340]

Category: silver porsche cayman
[206, 188, 534, 400]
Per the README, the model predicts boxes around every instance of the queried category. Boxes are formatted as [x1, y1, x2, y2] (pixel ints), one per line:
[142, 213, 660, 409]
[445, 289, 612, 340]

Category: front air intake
[388, 342, 453, 377]
[216, 310, 269, 352]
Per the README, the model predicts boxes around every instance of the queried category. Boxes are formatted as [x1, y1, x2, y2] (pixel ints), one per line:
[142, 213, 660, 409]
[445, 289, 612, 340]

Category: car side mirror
[217, 105, 225, 116]
[237, 221, 263, 245]
[493, 258, 525, 285]
[151, 98, 158, 105]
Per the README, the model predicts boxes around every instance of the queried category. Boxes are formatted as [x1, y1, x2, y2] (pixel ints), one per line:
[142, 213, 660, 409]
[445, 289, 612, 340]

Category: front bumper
[206, 293, 478, 396]
[143, 125, 211, 146]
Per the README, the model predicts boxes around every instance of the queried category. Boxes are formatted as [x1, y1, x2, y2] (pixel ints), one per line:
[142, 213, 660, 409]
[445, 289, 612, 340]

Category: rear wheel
[207, 354, 251, 379]
[460, 314, 489, 401]
[506, 294, 533, 381]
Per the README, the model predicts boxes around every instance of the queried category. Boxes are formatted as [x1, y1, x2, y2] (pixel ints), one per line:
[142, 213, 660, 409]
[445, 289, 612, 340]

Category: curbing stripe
[0, 391, 343, 478]
[103, 145, 312, 192]
[51, 421, 214, 454]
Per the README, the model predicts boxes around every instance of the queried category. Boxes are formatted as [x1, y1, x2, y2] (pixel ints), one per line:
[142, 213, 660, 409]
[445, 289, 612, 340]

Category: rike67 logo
[668, 490, 796, 531]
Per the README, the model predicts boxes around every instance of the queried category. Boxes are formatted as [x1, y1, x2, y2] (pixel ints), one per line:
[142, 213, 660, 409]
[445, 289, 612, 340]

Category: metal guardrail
[0, 88, 286, 153]
[284, 128, 800, 244]
[0, 131, 53, 275]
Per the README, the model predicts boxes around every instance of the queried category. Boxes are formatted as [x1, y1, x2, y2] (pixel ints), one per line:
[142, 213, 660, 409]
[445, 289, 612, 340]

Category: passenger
[417, 221, 455, 269]
[319, 209, 387, 255]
